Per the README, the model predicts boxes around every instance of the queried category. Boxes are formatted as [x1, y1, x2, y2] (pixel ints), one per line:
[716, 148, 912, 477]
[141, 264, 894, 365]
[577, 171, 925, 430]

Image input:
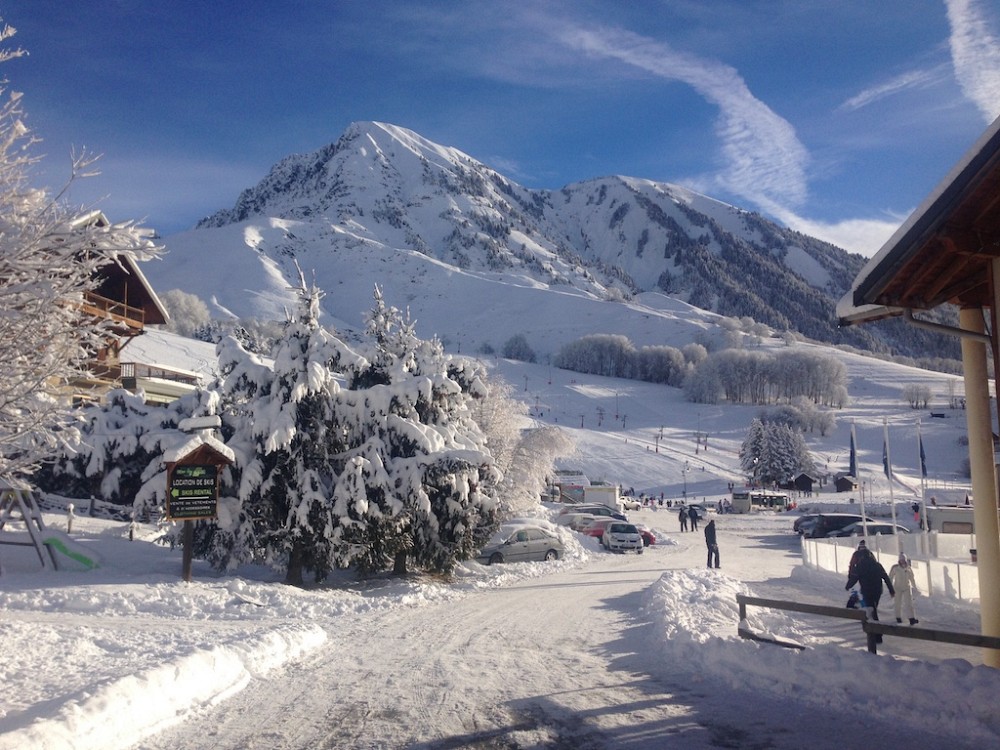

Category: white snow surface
[1, 507, 995, 750]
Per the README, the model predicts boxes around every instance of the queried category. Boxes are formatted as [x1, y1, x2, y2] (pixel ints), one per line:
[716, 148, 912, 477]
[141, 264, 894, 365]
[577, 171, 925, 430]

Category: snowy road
[132, 521, 978, 750]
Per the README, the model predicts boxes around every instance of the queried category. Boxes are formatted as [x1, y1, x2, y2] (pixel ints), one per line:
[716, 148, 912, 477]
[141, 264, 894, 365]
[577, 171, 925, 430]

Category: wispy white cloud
[839, 66, 947, 112]
[556, 24, 810, 210]
[770, 206, 907, 257]
[945, 0, 1000, 122]
[53, 153, 264, 234]
[551, 21, 909, 257]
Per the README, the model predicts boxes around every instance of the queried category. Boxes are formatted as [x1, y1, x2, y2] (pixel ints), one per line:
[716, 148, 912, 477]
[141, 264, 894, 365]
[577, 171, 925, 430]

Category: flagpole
[918, 419, 928, 556]
[853, 421, 867, 537]
[884, 417, 901, 555]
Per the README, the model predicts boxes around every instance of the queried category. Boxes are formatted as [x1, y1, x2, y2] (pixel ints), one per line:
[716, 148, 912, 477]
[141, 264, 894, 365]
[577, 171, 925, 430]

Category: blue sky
[4, 0, 999, 256]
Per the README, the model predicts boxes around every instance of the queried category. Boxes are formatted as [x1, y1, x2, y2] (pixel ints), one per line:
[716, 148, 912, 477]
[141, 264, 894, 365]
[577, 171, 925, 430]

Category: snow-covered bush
[501, 333, 537, 363]
[35, 388, 223, 515]
[159, 289, 211, 337]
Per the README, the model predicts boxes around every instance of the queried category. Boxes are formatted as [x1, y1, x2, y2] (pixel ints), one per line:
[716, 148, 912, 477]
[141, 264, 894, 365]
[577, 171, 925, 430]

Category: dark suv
[806, 513, 870, 538]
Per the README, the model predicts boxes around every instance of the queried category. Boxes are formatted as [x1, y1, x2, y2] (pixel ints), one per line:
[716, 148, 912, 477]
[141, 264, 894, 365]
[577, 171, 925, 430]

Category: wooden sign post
[164, 419, 234, 582]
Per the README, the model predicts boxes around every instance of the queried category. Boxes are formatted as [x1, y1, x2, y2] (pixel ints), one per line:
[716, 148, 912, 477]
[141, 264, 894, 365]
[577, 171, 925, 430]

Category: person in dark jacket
[678, 507, 688, 532]
[704, 519, 719, 568]
[688, 505, 699, 531]
[847, 539, 867, 579]
[845, 547, 894, 625]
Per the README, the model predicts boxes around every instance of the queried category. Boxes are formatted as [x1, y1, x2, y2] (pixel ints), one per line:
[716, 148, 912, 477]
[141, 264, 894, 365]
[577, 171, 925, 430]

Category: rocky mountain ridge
[148, 121, 955, 361]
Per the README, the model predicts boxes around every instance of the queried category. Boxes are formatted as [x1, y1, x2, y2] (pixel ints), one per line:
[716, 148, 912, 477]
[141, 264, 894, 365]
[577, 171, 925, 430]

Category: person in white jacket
[889, 554, 919, 625]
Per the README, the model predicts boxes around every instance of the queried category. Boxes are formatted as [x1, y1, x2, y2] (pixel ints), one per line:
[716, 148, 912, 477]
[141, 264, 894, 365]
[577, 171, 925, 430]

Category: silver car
[602, 522, 644, 553]
[477, 526, 564, 565]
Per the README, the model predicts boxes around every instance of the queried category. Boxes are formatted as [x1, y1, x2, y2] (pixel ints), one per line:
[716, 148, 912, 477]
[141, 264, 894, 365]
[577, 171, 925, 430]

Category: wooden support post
[182, 520, 194, 582]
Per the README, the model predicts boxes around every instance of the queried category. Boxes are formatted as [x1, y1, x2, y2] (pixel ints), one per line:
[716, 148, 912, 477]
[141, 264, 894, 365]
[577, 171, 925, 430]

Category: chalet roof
[837, 114, 1000, 325]
[68, 211, 170, 326]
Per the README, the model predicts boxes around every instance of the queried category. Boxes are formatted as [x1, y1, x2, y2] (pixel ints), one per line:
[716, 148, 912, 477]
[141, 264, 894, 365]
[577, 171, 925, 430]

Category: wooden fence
[737, 593, 1000, 655]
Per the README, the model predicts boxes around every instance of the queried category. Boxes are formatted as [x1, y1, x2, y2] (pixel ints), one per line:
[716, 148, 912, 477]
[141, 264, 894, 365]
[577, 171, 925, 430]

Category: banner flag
[849, 423, 858, 478]
[882, 422, 892, 480]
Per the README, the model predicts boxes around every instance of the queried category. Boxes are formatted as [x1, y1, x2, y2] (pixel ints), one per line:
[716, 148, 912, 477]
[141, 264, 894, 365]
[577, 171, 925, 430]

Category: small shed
[793, 473, 816, 494]
[834, 475, 858, 493]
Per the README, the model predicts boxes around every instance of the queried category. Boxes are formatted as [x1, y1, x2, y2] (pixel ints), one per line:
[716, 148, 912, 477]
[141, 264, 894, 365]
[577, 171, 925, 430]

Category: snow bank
[0, 624, 325, 750]
[641, 569, 1000, 744]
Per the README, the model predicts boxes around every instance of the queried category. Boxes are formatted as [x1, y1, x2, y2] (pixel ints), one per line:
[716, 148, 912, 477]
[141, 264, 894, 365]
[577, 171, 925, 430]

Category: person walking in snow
[688, 505, 699, 532]
[889, 554, 919, 625]
[847, 539, 868, 580]
[678, 507, 688, 532]
[704, 519, 720, 568]
[845, 546, 894, 627]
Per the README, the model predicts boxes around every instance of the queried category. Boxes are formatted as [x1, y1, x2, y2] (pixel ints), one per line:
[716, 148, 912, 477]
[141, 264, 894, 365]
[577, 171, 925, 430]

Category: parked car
[805, 513, 871, 538]
[634, 524, 656, 546]
[793, 513, 821, 534]
[581, 518, 618, 544]
[827, 521, 910, 538]
[477, 525, 564, 565]
[558, 504, 627, 521]
[602, 522, 644, 553]
[555, 513, 600, 532]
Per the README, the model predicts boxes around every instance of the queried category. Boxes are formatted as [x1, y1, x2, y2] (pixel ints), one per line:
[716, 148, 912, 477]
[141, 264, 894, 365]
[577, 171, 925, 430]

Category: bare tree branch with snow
[0, 25, 161, 481]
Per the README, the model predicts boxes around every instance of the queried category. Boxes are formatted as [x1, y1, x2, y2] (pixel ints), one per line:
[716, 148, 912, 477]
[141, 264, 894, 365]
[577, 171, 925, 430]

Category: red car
[635, 525, 656, 547]
[582, 519, 656, 547]
[581, 518, 617, 544]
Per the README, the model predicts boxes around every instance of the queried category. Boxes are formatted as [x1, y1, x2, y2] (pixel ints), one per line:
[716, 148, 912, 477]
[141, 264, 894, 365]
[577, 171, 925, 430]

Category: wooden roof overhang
[92, 252, 169, 327]
[838, 114, 1000, 325]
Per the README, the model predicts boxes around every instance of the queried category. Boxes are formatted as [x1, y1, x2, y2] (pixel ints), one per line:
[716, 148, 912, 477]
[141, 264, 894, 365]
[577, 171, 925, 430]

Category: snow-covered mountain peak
[155, 122, 950, 362]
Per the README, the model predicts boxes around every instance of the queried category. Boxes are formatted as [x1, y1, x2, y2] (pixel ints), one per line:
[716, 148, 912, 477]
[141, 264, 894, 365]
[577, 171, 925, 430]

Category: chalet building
[60, 211, 188, 404]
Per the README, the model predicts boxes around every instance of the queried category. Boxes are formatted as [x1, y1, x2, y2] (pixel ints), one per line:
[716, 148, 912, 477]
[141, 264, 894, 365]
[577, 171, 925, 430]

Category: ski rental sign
[166, 463, 218, 521]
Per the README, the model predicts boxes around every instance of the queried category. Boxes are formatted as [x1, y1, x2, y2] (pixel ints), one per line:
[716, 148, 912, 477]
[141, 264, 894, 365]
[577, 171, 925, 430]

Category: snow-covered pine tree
[338, 287, 500, 575]
[739, 418, 814, 486]
[739, 418, 766, 482]
[0, 26, 161, 482]
[36, 387, 221, 512]
[218, 275, 365, 585]
[765, 423, 799, 485]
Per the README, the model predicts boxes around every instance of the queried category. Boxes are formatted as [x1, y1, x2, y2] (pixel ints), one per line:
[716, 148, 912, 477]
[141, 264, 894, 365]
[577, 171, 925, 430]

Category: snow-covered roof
[120, 329, 218, 384]
[162, 433, 235, 464]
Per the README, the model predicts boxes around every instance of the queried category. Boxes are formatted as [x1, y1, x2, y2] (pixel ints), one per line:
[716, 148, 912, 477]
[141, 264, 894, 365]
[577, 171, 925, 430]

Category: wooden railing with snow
[736, 593, 1000, 655]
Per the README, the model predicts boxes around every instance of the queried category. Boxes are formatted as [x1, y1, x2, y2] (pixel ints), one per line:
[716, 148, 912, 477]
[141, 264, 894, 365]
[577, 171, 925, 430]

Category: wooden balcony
[81, 291, 146, 332]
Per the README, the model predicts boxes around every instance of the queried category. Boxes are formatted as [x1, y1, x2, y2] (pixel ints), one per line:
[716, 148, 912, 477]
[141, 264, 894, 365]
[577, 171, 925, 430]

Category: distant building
[793, 473, 816, 494]
[834, 475, 858, 493]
